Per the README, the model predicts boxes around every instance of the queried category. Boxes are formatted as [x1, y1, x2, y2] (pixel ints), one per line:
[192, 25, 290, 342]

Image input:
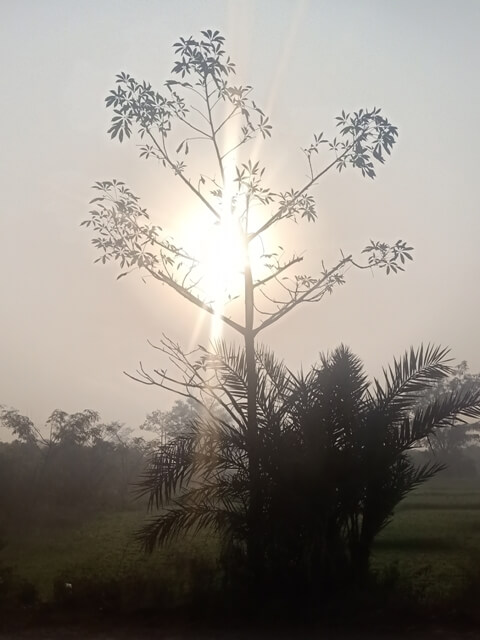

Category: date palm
[135, 342, 480, 594]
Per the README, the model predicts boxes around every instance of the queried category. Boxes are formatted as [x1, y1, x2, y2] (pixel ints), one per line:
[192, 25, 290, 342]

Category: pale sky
[1, 0, 480, 432]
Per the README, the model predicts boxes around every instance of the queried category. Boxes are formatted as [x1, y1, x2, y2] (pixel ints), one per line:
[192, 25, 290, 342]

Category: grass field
[371, 476, 480, 602]
[2, 475, 480, 607]
[0, 508, 219, 608]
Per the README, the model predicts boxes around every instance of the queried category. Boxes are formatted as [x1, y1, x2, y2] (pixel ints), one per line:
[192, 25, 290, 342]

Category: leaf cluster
[362, 239, 413, 274]
[0, 406, 130, 449]
[333, 108, 398, 178]
[81, 181, 205, 296]
[172, 30, 235, 80]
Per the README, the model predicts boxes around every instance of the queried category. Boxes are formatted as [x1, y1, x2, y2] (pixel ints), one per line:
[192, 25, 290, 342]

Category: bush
[0, 564, 38, 610]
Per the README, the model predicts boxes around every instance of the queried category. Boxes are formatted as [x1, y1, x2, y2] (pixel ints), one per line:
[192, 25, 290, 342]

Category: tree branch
[142, 263, 245, 335]
[146, 130, 221, 221]
[249, 145, 355, 242]
[254, 255, 353, 335]
[204, 75, 225, 183]
[253, 255, 304, 289]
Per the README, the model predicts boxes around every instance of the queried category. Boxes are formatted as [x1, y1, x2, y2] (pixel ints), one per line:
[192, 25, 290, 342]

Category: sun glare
[182, 209, 265, 339]
[187, 215, 246, 304]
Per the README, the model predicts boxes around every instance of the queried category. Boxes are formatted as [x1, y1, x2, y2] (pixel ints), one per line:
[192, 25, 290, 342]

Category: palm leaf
[397, 385, 480, 449]
[372, 344, 453, 415]
[135, 434, 197, 510]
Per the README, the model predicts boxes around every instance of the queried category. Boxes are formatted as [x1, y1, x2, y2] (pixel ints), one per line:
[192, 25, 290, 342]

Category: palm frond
[206, 340, 249, 399]
[372, 344, 453, 414]
[319, 344, 370, 405]
[362, 456, 445, 542]
[135, 434, 197, 510]
[397, 385, 480, 449]
[288, 345, 368, 448]
[136, 495, 245, 551]
[255, 346, 294, 432]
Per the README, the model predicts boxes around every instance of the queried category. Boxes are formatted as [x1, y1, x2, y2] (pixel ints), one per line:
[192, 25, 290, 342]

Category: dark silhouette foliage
[136, 343, 480, 595]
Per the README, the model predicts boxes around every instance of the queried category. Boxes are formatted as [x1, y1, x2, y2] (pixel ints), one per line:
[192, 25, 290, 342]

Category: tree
[82, 30, 413, 582]
[416, 362, 480, 475]
[0, 406, 101, 447]
[135, 343, 480, 594]
[140, 398, 198, 445]
[0, 407, 146, 519]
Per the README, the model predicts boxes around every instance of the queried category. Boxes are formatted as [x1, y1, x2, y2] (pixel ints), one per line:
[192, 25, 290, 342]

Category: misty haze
[1, 1, 480, 638]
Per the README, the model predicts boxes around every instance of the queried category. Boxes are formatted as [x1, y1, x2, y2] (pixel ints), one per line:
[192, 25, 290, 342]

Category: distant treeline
[1, 375, 480, 535]
[0, 400, 195, 530]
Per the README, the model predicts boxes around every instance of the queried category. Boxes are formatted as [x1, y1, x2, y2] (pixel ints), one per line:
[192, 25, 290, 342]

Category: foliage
[135, 343, 480, 592]
[0, 407, 146, 526]
[82, 29, 414, 587]
[419, 361, 480, 475]
[0, 406, 122, 447]
[0, 408, 39, 445]
[82, 29, 412, 330]
[140, 398, 198, 444]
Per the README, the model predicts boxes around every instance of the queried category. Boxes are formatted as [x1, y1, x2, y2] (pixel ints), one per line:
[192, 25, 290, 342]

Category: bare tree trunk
[244, 261, 263, 588]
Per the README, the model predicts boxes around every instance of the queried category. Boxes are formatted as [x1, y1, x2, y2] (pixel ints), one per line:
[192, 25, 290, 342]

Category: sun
[186, 215, 247, 305]
[181, 210, 265, 337]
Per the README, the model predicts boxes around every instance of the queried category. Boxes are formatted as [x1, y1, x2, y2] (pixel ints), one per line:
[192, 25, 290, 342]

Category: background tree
[83, 30, 413, 581]
[0, 406, 146, 524]
[140, 398, 198, 445]
[416, 362, 480, 476]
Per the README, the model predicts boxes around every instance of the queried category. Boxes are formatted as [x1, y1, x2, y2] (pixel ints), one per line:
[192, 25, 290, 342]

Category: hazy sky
[1, 0, 480, 432]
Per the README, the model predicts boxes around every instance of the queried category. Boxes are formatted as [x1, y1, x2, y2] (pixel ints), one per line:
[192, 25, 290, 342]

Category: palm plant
[136, 342, 480, 594]
[135, 342, 285, 565]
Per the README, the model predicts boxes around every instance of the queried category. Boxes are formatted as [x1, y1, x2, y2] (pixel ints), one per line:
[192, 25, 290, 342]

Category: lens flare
[181, 205, 265, 342]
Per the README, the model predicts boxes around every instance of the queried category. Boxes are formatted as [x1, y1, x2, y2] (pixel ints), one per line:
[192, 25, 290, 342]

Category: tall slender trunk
[244, 260, 263, 587]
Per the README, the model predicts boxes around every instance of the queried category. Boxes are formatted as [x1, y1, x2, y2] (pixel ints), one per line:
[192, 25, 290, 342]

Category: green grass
[2, 476, 480, 607]
[0, 508, 219, 604]
[371, 476, 480, 601]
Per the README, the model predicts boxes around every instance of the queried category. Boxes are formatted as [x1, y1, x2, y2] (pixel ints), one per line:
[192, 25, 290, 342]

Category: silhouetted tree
[136, 343, 480, 595]
[82, 30, 412, 582]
